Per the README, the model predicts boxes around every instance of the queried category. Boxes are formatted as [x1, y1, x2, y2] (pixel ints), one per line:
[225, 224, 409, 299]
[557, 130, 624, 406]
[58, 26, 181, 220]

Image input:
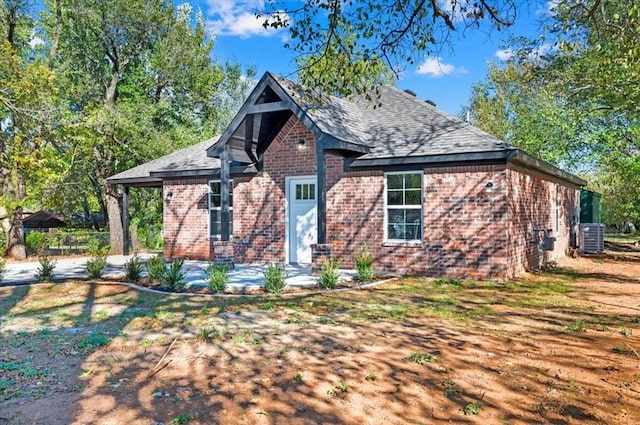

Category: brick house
[108, 72, 585, 279]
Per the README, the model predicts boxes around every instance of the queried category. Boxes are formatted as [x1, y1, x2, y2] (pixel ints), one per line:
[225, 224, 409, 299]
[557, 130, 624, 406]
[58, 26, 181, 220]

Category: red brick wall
[326, 165, 510, 278]
[162, 114, 580, 279]
[163, 178, 210, 260]
[505, 166, 579, 276]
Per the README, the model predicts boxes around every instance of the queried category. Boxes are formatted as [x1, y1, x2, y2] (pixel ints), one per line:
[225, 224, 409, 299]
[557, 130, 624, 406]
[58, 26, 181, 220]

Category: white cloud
[495, 48, 514, 61]
[416, 57, 467, 77]
[204, 0, 289, 38]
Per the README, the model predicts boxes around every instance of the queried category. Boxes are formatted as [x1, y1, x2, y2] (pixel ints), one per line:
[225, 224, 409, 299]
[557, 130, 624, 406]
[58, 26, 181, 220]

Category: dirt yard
[1, 248, 639, 424]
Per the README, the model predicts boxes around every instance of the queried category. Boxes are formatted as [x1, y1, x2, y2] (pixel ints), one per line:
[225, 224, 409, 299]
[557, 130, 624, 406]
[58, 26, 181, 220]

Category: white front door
[288, 177, 317, 264]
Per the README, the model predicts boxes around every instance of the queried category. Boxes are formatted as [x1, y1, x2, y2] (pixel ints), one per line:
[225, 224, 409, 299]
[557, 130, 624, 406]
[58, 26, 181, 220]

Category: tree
[260, 0, 517, 95]
[467, 0, 640, 226]
[0, 1, 56, 259]
[46, 1, 251, 253]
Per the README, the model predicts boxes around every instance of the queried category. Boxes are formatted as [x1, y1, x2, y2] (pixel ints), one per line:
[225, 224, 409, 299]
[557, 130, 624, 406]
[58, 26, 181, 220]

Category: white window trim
[208, 179, 233, 238]
[384, 171, 424, 242]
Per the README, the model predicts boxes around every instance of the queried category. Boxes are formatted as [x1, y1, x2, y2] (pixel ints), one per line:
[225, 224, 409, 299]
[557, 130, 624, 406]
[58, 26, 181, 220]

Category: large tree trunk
[104, 182, 123, 254]
[0, 205, 26, 260]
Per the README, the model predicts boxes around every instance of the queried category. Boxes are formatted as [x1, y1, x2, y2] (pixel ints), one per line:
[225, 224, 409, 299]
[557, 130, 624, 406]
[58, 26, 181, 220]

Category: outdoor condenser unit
[579, 223, 605, 254]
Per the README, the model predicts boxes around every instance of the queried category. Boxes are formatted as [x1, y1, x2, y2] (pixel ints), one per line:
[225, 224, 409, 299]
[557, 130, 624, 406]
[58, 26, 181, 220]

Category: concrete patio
[0, 254, 357, 292]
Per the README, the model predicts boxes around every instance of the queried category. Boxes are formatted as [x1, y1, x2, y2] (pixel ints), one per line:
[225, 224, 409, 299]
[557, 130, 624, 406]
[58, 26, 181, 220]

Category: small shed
[580, 189, 602, 223]
[23, 210, 66, 232]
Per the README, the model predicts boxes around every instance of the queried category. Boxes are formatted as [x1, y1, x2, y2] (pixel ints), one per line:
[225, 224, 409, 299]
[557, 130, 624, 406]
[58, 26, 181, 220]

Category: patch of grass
[263, 263, 287, 294]
[232, 329, 254, 345]
[0, 377, 15, 394]
[294, 372, 303, 382]
[620, 327, 633, 337]
[464, 401, 482, 416]
[404, 352, 437, 365]
[77, 332, 110, 349]
[263, 301, 274, 310]
[566, 319, 587, 332]
[434, 276, 462, 287]
[443, 379, 463, 398]
[170, 413, 194, 424]
[327, 381, 348, 396]
[365, 373, 378, 381]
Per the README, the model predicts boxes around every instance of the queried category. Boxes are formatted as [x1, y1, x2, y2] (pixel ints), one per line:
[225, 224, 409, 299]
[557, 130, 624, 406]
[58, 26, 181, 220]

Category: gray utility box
[579, 223, 605, 253]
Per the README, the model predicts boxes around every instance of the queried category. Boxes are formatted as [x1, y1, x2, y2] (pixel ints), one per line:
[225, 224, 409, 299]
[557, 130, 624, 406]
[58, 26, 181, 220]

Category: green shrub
[354, 245, 375, 281]
[25, 232, 48, 256]
[36, 255, 57, 282]
[87, 239, 109, 256]
[146, 255, 166, 283]
[163, 259, 186, 290]
[86, 255, 107, 278]
[318, 258, 340, 289]
[263, 263, 287, 293]
[124, 254, 144, 282]
[0, 256, 6, 283]
[206, 262, 229, 293]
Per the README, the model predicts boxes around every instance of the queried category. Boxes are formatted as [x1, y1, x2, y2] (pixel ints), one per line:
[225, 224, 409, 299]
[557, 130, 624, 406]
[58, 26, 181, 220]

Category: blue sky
[195, 0, 551, 115]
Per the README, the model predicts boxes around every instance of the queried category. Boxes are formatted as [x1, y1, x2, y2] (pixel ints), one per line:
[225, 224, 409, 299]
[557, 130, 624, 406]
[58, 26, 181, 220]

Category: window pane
[296, 184, 302, 200]
[405, 189, 421, 205]
[387, 191, 403, 205]
[302, 184, 308, 200]
[388, 208, 406, 224]
[405, 224, 421, 240]
[310, 184, 316, 199]
[211, 220, 220, 236]
[210, 182, 221, 194]
[387, 174, 403, 189]
[210, 194, 220, 207]
[388, 224, 406, 240]
[405, 173, 422, 189]
[406, 209, 421, 224]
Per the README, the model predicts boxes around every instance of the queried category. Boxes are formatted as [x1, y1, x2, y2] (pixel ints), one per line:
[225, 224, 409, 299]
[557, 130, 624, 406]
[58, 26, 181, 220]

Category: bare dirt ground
[1, 248, 640, 424]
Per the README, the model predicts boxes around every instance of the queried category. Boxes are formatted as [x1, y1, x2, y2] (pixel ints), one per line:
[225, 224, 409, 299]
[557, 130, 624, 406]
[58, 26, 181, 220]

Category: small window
[385, 172, 423, 241]
[209, 180, 233, 237]
[295, 183, 315, 200]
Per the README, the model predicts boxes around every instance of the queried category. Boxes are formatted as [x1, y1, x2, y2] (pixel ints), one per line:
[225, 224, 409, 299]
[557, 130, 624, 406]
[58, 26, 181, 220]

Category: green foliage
[327, 381, 348, 396]
[86, 255, 108, 279]
[124, 254, 144, 282]
[464, 402, 482, 416]
[146, 255, 166, 283]
[162, 259, 186, 290]
[261, 0, 516, 95]
[566, 319, 587, 332]
[36, 255, 57, 282]
[318, 258, 340, 289]
[434, 276, 462, 287]
[353, 246, 375, 281]
[25, 232, 48, 256]
[263, 263, 287, 294]
[404, 352, 437, 365]
[206, 262, 228, 293]
[170, 414, 194, 425]
[77, 332, 110, 349]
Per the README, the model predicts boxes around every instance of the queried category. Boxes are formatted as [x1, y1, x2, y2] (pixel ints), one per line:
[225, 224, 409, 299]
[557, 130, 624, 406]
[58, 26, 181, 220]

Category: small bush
[77, 332, 110, 349]
[146, 255, 166, 283]
[206, 262, 228, 293]
[354, 245, 375, 281]
[163, 259, 186, 290]
[263, 263, 287, 293]
[25, 232, 48, 256]
[0, 256, 5, 283]
[86, 255, 107, 278]
[124, 254, 144, 282]
[36, 255, 57, 282]
[318, 258, 340, 289]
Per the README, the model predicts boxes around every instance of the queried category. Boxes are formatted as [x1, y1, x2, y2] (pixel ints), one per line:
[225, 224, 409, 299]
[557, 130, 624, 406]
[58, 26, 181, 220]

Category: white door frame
[285, 175, 317, 264]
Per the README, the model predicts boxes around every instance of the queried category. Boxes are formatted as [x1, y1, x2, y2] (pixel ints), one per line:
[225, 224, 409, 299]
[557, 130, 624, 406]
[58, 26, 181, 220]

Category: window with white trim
[209, 180, 233, 237]
[385, 172, 423, 241]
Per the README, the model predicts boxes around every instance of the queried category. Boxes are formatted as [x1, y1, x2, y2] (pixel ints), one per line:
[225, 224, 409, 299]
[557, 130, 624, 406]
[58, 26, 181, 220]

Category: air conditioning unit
[579, 223, 605, 253]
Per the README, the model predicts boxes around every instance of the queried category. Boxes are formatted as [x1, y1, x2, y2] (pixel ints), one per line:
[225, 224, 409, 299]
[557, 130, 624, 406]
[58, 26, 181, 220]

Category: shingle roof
[107, 138, 220, 185]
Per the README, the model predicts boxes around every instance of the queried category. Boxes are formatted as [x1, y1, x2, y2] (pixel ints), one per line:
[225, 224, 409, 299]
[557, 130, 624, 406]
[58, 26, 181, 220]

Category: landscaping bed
[1, 249, 640, 424]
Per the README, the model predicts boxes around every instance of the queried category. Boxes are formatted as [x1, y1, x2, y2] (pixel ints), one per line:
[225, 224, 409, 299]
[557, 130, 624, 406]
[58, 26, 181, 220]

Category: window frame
[208, 179, 234, 238]
[384, 171, 424, 242]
